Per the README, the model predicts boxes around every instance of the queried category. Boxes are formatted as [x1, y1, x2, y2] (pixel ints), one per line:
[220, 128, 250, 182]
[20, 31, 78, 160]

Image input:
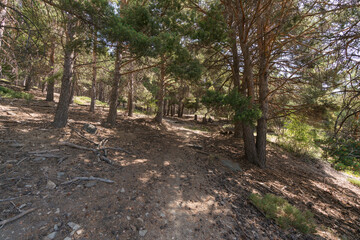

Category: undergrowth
[249, 193, 316, 234]
[73, 96, 108, 107]
[348, 178, 360, 188]
[0, 86, 33, 100]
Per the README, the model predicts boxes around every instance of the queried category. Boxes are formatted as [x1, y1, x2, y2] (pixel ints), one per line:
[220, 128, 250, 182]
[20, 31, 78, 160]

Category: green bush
[249, 193, 316, 234]
[0, 86, 33, 100]
[325, 138, 360, 173]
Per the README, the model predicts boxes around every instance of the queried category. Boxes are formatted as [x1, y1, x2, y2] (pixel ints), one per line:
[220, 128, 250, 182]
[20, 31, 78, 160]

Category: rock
[120, 188, 125, 193]
[55, 208, 60, 214]
[64, 237, 72, 240]
[45, 231, 57, 240]
[85, 181, 97, 188]
[139, 229, 148, 237]
[33, 157, 46, 162]
[82, 124, 97, 134]
[46, 180, 56, 189]
[57, 172, 65, 178]
[160, 212, 165, 218]
[9, 143, 24, 148]
[221, 159, 242, 172]
[67, 222, 81, 231]
[186, 144, 203, 150]
[54, 224, 59, 231]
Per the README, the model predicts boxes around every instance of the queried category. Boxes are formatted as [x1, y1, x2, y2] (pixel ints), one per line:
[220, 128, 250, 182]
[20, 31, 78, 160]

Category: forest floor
[1, 86, 360, 240]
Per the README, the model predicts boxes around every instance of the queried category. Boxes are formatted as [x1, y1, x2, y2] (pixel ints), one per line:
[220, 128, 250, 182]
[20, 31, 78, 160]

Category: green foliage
[249, 193, 316, 234]
[324, 138, 360, 173]
[0, 86, 34, 100]
[201, 90, 261, 124]
[348, 178, 360, 187]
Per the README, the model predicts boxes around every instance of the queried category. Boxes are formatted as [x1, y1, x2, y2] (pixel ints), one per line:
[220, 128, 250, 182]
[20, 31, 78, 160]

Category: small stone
[55, 208, 60, 214]
[139, 229, 147, 237]
[25, 184, 32, 188]
[45, 231, 57, 240]
[85, 181, 97, 188]
[33, 157, 46, 162]
[126, 216, 131, 221]
[46, 180, 56, 189]
[82, 123, 97, 134]
[76, 229, 84, 235]
[54, 224, 59, 231]
[160, 212, 165, 218]
[64, 237, 71, 240]
[145, 212, 149, 217]
[57, 172, 65, 178]
[67, 222, 81, 231]
[120, 188, 125, 193]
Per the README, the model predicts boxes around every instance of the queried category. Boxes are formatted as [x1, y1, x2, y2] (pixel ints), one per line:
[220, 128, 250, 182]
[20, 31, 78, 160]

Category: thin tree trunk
[53, 15, 75, 128]
[46, 41, 55, 101]
[127, 69, 134, 117]
[106, 45, 122, 126]
[24, 67, 32, 91]
[163, 99, 167, 116]
[256, 15, 268, 168]
[98, 81, 104, 102]
[0, 0, 7, 78]
[69, 58, 77, 104]
[90, 29, 97, 112]
[230, 30, 242, 138]
[155, 57, 165, 123]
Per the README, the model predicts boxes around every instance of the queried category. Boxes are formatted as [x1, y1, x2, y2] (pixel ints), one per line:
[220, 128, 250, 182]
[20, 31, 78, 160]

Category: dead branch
[0, 196, 20, 202]
[0, 208, 36, 227]
[61, 176, 115, 185]
[59, 141, 97, 152]
[68, 125, 98, 146]
[28, 149, 60, 154]
[57, 156, 68, 165]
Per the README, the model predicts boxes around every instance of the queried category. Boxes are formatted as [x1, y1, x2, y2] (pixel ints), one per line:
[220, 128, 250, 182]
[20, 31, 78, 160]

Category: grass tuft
[348, 178, 360, 187]
[0, 86, 33, 100]
[73, 96, 108, 107]
[249, 193, 316, 234]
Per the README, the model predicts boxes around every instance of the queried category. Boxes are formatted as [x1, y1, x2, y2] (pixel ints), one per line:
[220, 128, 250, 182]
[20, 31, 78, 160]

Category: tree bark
[90, 29, 97, 112]
[53, 14, 75, 128]
[155, 57, 165, 123]
[0, 0, 7, 78]
[127, 68, 134, 117]
[239, 31, 260, 167]
[46, 40, 55, 101]
[106, 45, 122, 126]
[98, 81, 104, 102]
[256, 15, 269, 168]
[24, 67, 33, 91]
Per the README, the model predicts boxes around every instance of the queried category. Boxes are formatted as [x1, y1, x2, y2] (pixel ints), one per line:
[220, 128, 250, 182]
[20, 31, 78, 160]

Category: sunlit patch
[163, 161, 170, 166]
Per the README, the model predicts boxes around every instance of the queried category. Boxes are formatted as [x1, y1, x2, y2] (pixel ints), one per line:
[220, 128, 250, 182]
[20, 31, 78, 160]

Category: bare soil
[1, 88, 360, 240]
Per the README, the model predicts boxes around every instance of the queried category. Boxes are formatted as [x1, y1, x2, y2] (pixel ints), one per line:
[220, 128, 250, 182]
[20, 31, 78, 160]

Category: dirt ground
[1, 88, 360, 240]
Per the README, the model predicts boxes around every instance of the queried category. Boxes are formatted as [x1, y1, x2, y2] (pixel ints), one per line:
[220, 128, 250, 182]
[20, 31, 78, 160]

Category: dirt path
[1, 93, 360, 240]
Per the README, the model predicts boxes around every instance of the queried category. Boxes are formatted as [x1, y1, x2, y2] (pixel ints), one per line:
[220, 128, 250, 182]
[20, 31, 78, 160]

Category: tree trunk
[53, 15, 75, 128]
[230, 31, 242, 138]
[239, 35, 260, 166]
[69, 60, 77, 104]
[46, 41, 55, 101]
[155, 58, 165, 123]
[106, 45, 122, 126]
[24, 68, 33, 91]
[127, 70, 134, 117]
[90, 30, 97, 112]
[0, 0, 7, 78]
[98, 81, 104, 102]
[256, 15, 269, 168]
[163, 99, 167, 116]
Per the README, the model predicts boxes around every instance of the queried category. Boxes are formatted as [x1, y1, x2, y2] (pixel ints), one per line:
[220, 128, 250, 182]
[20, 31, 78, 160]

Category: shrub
[249, 193, 316, 234]
[0, 86, 33, 100]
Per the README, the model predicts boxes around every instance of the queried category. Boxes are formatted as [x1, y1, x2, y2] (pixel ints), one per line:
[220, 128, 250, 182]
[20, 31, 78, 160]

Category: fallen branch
[69, 125, 98, 146]
[28, 149, 60, 154]
[0, 196, 20, 202]
[0, 208, 36, 227]
[57, 156, 68, 165]
[61, 176, 115, 185]
[59, 141, 97, 152]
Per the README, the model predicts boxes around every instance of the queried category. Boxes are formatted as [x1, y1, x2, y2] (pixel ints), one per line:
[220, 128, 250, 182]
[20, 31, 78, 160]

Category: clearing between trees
[1, 91, 360, 240]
